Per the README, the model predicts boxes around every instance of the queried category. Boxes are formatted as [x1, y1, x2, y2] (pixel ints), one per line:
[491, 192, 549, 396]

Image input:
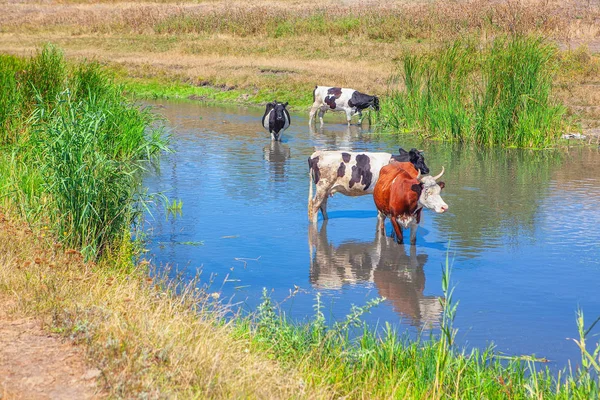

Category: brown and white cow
[307, 148, 429, 224]
[374, 162, 447, 245]
[309, 86, 379, 126]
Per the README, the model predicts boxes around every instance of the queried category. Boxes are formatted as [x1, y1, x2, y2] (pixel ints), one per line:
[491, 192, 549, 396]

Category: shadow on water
[308, 222, 442, 328]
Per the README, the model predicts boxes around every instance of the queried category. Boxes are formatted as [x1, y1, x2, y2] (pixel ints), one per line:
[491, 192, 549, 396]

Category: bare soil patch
[0, 300, 104, 400]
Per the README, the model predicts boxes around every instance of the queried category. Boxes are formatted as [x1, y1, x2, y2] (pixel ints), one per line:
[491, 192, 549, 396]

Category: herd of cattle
[262, 85, 449, 245]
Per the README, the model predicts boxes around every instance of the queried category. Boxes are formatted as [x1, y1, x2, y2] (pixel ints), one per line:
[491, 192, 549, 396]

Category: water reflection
[263, 141, 291, 181]
[143, 101, 600, 369]
[310, 124, 372, 150]
[422, 144, 565, 257]
[308, 222, 442, 327]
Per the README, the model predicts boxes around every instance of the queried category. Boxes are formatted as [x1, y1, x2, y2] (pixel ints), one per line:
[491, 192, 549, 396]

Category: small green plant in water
[166, 198, 183, 218]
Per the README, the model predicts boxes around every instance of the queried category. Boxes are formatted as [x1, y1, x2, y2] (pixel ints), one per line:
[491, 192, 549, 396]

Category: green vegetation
[232, 263, 600, 399]
[0, 44, 167, 259]
[379, 36, 568, 148]
[122, 77, 313, 110]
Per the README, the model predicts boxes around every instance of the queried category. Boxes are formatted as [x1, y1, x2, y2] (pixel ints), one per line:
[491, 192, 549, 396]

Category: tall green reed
[0, 44, 167, 260]
[380, 36, 567, 148]
[0, 55, 26, 144]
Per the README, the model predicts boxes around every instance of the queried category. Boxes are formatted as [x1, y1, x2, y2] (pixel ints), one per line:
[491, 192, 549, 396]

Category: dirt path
[0, 300, 104, 400]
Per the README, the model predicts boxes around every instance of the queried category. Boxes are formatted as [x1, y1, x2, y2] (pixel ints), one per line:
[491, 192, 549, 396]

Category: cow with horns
[309, 86, 380, 126]
[262, 101, 290, 141]
[307, 148, 429, 224]
[374, 162, 448, 245]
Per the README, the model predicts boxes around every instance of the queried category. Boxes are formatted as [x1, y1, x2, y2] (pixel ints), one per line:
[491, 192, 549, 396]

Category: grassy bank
[1, 46, 599, 397]
[0, 45, 167, 259]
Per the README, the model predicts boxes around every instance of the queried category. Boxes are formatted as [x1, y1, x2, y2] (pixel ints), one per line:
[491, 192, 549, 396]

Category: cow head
[273, 101, 288, 122]
[395, 148, 429, 175]
[408, 148, 429, 175]
[412, 167, 448, 213]
[373, 96, 380, 112]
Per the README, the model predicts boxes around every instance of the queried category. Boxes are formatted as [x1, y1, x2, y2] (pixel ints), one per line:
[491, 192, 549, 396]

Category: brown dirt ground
[0, 299, 104, 400]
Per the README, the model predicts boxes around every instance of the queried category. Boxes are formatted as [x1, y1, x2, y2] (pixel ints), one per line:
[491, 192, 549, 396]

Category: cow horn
[432, 166, 445, 181]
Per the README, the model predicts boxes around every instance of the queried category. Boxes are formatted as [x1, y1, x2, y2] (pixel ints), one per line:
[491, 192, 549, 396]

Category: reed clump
[379, 36, 568, 148]
[0, 44, 167, 259]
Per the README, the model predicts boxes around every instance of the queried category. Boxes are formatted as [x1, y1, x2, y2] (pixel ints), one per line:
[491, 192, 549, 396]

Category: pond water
[143, 100, 600, 370]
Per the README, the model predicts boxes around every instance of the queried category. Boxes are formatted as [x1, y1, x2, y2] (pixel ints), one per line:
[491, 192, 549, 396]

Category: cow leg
[319, 196, 329, 220]
[376, 211, 386, 235]
[310, 190, 328, 224]
[345, 109, 353, 126]
[357, 110, 363, 125]
[309, 102, 320, 125]
[318, 109, 326, 126]
[390, 218, 404, 244]
[409, 221, 418, 245]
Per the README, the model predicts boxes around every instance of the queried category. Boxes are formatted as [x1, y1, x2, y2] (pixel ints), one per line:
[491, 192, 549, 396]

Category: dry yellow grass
[0, 210, 328, 398]
[1, 0, 599, 95]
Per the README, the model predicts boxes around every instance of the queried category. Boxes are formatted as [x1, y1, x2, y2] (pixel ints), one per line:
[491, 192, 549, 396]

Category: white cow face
[416, 168, 448, 213]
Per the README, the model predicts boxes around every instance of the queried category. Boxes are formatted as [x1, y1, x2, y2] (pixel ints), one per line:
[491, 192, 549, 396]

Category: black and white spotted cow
[262, 101, 290, 141]
[307, 148, 429, 224]
[309, 85, 380, 126]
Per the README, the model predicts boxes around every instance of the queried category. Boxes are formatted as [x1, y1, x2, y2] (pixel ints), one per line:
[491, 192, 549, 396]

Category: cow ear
[284, 102, 288, 107]
[398, 148, 408, 155]
[438, 182, 445, 190]
[409, 149, 419, 162]
[411, 183, 422, 196]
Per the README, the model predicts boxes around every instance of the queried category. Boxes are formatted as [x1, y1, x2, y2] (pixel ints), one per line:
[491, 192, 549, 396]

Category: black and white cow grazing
[309, 85, 380, 126]
[262, 101, 290, 141]
[307, 148, 428, 224]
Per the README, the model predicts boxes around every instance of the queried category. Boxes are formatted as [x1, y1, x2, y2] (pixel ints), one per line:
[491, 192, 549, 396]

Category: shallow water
[143, 100, 600, 369]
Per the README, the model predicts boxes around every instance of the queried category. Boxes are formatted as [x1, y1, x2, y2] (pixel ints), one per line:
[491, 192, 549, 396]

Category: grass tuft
[379, 36, 569, 148]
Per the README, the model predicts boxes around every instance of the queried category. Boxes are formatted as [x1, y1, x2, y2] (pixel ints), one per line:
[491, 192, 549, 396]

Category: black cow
[262, 101, 291, 141]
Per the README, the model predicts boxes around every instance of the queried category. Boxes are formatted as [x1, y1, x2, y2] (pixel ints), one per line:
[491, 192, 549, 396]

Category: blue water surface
[143, 100, 600, 370]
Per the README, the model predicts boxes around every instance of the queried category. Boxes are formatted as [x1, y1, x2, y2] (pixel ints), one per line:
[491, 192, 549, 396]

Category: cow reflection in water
[308, 223, 442, 327]
[309, 123, 366, 151]
[263, 141, 291, 179]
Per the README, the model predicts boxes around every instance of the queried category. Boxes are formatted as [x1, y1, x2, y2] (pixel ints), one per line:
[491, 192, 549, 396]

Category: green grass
[0, 44, 167, 259]
[0, 43, 598, 398]
[379, 36, 569, 148]
[232, 260, 599, 399]
[122, 77, 313, 110]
